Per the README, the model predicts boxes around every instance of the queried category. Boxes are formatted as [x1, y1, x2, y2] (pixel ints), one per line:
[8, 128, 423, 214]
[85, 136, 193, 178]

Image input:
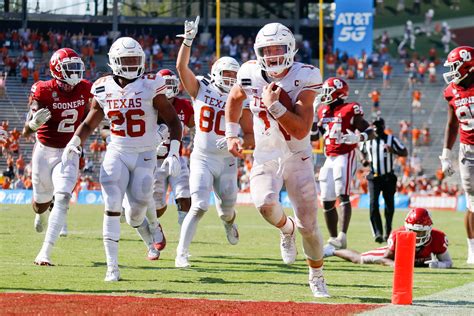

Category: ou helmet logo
[459, 49, 471, 62]
[333, 79, 343, 89]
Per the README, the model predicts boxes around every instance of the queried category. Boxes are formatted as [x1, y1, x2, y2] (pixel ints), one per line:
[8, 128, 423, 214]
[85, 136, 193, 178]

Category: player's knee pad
[189, 206, 206, 219]
[53, 192, 71, 210]
[125, 201, 147, 227]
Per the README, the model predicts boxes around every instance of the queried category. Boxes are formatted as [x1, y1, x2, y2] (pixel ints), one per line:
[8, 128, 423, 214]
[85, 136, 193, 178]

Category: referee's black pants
[368, 173, 397, 239]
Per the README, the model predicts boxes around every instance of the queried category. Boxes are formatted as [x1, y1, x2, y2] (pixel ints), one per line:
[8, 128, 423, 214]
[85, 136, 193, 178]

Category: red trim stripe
[155, 85, 166, 93]
[306, 83, 322, 88]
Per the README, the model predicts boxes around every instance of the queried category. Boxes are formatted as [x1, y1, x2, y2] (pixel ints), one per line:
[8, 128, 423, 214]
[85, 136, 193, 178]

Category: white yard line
[360, 282, 474, 315]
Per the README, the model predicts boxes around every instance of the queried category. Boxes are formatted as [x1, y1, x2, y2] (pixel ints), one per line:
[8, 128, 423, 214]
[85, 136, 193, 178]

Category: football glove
[61, 135, 82, 165]
[156, 142, 168, 156]
[161, 140, 181, 177]
[439, 148, 455, 177]
[341, 130, 360, 145]
[29, 108, 51, 131]
[177, 16, 200, 46]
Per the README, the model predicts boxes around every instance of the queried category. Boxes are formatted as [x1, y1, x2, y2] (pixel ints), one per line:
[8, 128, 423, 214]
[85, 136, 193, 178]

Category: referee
[360, 117, 408, 243]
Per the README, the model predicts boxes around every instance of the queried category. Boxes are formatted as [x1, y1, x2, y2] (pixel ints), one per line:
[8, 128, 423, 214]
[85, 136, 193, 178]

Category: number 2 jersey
[237, 61, 322, 153]
[91, 74, 166, 152]
[317, 102, 364, 156]
[444, 82, 474, 145]
[30, 79, 92, 148]
[192, 76, 230, 157]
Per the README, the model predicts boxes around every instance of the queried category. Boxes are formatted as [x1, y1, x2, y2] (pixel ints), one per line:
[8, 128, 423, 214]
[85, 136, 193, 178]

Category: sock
[103, 215, 120, 268]
[178, 210, 187, 226]
[309, 266, 323, 278]
[279, 216, 294, 235]
[40, 201, 68, 258]
[468, 238, 474, 255]
[176, 208, 204, 255]
[135, 217, 153, 249]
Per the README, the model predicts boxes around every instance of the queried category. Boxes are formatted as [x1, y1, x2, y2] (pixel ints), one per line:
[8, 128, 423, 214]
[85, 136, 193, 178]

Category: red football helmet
[50, 48, 84, 87]
[316, 77, 349, 105]
[404, 208, 433, 247]
[443, 46, 474, 84]
[158, 69, 179, 99]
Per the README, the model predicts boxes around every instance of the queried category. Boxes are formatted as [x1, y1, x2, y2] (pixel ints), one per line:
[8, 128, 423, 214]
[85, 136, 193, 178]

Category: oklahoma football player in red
[316, 77, 374, 251]
[324, 208, 453, 269]
[22, 48, 92, 266]
[439, 46, 474, 265]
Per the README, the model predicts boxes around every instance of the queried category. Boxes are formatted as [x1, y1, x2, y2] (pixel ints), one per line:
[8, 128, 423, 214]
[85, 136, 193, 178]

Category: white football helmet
[108, 37, 145, 80]
[254, 23, 297, 76]
[211, 56, 240, 93]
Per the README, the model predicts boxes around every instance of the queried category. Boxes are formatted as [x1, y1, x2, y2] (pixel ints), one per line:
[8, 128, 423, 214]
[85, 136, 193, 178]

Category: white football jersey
[91, 74, 166, 152]
[237, 61, 322, 154]
[192, 76, 231, 157]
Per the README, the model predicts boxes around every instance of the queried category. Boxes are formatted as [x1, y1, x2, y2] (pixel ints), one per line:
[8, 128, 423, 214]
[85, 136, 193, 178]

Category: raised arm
[175, 16, 200, 99]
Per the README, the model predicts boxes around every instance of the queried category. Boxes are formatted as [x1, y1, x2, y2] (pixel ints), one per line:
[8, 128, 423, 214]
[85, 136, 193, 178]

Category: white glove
[157, 124, 169, 142]
[216, 137, 242, 150]
[156, 142, 169, 156]
[439, 148, 455, 177]
[61, 135, 81, 165]
[0, 128, 7, 143]
[341, 130, 360, 145]
[424, 254, 449, 269]
[161, 140, 181, 177]
[28, 108, 51, 131]
[177, 16, 200, 46]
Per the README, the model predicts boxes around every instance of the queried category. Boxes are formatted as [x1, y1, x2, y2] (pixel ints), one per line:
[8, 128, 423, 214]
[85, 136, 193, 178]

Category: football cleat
[147, 248, 160, 261]
[152, 223, 166, 251]
[337, 232, 347, 249]
[104, 266, 121, 282]
[34, 254, 54, 266]
[223, 222, 239, 245]
[59, 223, 68, 237]
[309, 274, 331, 298]
[327, 237, 344, 250]
[34, 214, 46, 233]
[175, 252, 191, 268]
[467, 253, 474, 265]
[323, 244, 336, 258]
[280, 217, 297, 264]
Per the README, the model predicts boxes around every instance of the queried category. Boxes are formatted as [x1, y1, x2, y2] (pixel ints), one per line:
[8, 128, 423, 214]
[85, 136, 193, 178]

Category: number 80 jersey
[91, 74, 166, 152]
[192, 76, 230, 157]
[444, 82, 474, 145]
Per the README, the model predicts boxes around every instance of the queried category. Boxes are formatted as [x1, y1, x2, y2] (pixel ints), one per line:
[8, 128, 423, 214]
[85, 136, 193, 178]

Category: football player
[324, 208, 453, 269]
[155, 69, 194, 227]
[174, 16, 254, 268]
[22, 48, 92, 266]
[315, 77, 373, 251]
[62, 37, 182, 281]
[225, 22, 329, 298]
[439, 46, 474, 264]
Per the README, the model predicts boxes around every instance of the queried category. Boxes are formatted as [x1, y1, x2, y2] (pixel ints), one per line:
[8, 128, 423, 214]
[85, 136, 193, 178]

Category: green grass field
[0, 204, 472, 303]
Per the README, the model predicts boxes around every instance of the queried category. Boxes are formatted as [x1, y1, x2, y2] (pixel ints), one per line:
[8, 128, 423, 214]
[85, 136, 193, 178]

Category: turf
[0, 204, 472, 303]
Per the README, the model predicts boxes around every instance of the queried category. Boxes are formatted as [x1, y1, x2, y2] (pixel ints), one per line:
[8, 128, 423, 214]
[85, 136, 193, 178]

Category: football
[267, 85, 294, 119]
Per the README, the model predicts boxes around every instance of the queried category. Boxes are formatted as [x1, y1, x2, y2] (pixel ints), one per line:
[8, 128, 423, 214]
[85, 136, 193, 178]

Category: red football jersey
[30, 79, 92, 148]
[444, 82, 474, 145]
[317, 102, 364, 156]
[157, 97, 194, 159]
[388, 227, 448, 267]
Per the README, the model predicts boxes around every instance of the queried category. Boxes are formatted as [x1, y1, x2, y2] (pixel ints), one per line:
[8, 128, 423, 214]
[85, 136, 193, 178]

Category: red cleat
[153, 223, 166, 251]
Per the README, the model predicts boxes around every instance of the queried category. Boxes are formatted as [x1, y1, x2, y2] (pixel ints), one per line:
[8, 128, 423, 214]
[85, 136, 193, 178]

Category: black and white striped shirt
[360, 134, 406, 177]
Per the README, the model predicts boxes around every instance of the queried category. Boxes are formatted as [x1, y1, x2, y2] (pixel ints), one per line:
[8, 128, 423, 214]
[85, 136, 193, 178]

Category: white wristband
[441, 148, 452, 160]
[268, 101, 287, 119]
[69, 135, 81, 147]
[169, 140, 181, 157]
[182, 38, 193, 47]
[361, 132, 368, 142]
[225, 122, 240, 138]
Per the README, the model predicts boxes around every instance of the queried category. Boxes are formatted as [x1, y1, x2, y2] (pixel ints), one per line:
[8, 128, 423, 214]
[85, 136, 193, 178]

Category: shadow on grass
[170, 277, 306, 288]
[337, 295, 391, 304]
[415, 299, 474, 307]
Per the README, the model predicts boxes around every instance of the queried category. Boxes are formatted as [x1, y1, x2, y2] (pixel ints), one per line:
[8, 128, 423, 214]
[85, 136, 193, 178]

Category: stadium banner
[333, 0, 373, 58]
[358, 193, 410, 209]
[457, 194, 467, 211]
[77, 190, 104, 204]
[0, 189, 32, 204]
[409, 195, 457, 210]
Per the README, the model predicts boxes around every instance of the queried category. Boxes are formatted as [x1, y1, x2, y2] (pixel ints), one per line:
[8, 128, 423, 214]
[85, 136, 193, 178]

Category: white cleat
[309, 274, 331, 298]
[147, 248, 160, 261]
[327, 237, 343, 250]
[175, 252, 191, 268]
[224, 222, 239, 245]
[34, 214, 46, 233]
[337, 232, 347, 249]
[104, 266, 121, 282]
[467, 254, 474, 265]
[34, 254, 54, 266]
[59, 223, 68, 237]
[280, 217, 297, 265]
[323, 244, 336, 258]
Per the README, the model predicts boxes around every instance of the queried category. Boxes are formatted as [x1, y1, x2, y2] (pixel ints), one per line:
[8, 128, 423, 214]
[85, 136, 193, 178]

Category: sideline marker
[391, 231, 416, 305]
